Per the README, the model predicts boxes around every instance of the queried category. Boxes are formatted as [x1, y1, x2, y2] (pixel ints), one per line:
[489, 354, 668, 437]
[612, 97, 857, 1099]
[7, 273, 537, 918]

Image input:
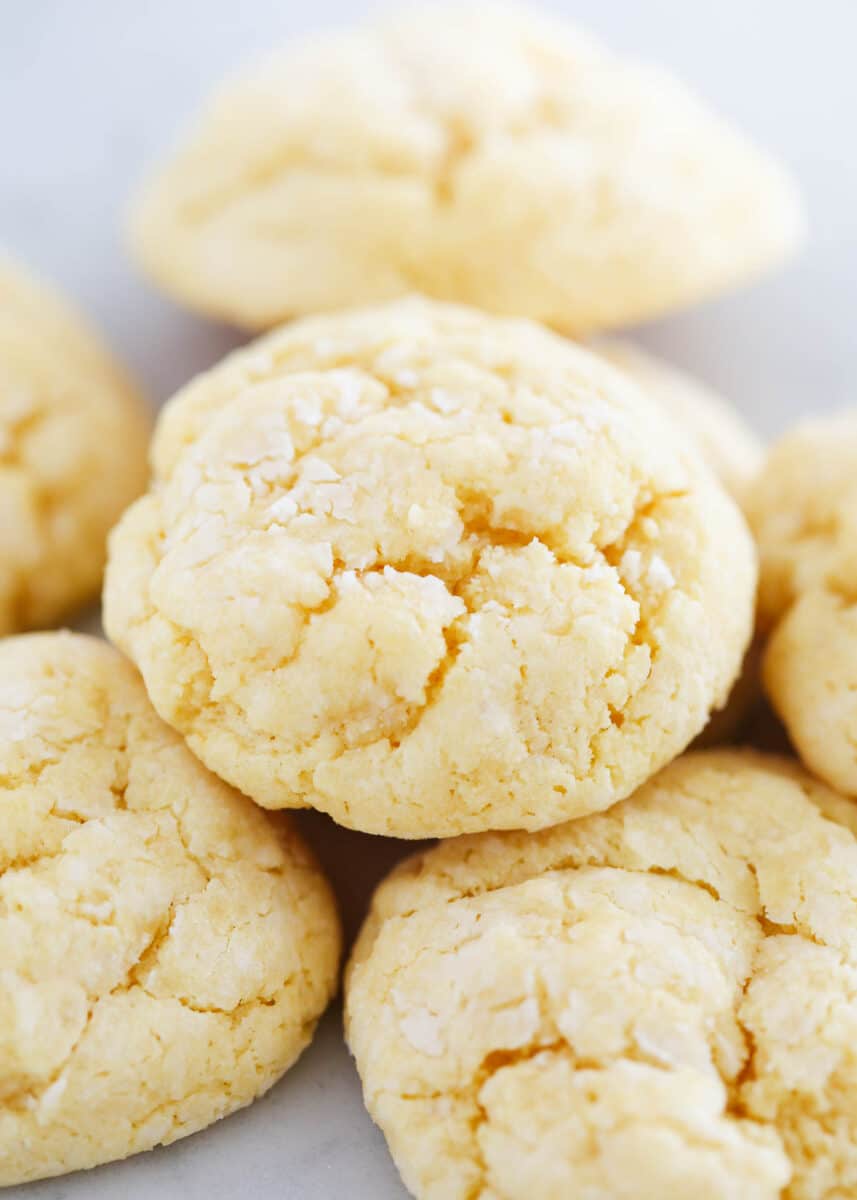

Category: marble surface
[1, 1, 855, 1196]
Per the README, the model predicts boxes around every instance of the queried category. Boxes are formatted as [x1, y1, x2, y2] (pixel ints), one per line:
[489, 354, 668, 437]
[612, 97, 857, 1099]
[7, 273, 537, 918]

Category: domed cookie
[0, 256, 150, 633]
[104, 299, 756, 837]
[0, 633, 340, 1185]
[747, 412, 857, 794]
[129, 3, 801, 332]
[347, 750, 857, 1200]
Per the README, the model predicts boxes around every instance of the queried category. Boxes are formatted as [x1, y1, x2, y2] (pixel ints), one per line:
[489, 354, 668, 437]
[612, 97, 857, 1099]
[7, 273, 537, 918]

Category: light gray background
[1, 1, 855, 1197]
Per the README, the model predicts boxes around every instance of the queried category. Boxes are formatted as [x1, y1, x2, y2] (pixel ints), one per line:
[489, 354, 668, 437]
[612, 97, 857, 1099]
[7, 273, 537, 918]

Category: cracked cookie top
[0, 255, 150, 634]
[128, 3, 801, 332]
[104, 299, 756, 837]
[0, 632, 340, 1186]
[745, 413, 857, 796]
[346, 750, 857, 1200]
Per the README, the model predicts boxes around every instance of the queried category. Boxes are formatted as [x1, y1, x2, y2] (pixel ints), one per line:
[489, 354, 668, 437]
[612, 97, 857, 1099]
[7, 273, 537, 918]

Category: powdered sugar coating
[0, 633, 340, 1185]
[105, 300, 755, 837]
[347, 751, 857, 1199]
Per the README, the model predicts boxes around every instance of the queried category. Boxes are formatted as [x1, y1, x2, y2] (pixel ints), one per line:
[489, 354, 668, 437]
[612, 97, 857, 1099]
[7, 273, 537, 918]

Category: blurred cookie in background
[747, 412, 857, 794]
[0, 255, 150, 634]
[129, 3, 801, 332]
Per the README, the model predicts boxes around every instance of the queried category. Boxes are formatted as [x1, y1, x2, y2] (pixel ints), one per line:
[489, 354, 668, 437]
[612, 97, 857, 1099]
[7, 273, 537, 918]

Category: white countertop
[2, 1, 856, 1196]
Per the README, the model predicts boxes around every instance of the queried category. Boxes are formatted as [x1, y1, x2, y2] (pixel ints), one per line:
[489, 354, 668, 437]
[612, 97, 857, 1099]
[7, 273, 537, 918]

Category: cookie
[594, 340, 763, 505]
[0, 256, 150, 633]
[128, 3, 801, 332]
[346, 750, 857, 1200]
[0, 632, 340, 1185]
[104, 299, 756, 838]
[746, 413, 857, 793]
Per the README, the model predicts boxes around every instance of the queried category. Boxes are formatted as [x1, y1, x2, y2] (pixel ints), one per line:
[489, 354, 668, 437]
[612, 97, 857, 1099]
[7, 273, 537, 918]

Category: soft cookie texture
[0, 256, 150, 634]
[595, 340, 763, 506]
[104, 299, 756, 838]
[0, 633, 340, 1185]
[346, 750, 857, 1200]
[747, 413, 857, 794]
[129, 3, 801, 332]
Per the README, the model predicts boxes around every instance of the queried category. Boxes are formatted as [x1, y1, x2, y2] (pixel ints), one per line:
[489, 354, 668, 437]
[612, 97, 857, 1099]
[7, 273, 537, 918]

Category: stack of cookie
[2, 5, 855, 1197]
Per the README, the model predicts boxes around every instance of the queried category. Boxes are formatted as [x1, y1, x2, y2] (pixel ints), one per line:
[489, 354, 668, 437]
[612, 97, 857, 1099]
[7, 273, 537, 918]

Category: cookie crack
[135, 981, 287, 1022]
[464, 1039, 571, 1200]
[3, 856, 215, 1115]
[178, 150, 424, 228]
[172, 26, 577, 240]
[2, 916, 174, 1114]
[1, 394, 109, 630]
[152, 480, 682, 780]
[0, 717, 101, 791]
[456, 1032, 766, 1199]
[435, 858, 826, 950]
[0, 709, 238, 1112]
[1, 722, 115, 875]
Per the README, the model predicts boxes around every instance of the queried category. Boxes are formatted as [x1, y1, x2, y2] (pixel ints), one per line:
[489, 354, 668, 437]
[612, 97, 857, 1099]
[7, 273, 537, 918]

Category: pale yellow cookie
[104, 299, 756, 838]
[747, 412, 857, 631]
[594, 340, 763, 505]
[0, 632, 340, 1186]
[128, 3, 801, 333]
[745, 413, 857, 793]
[346, 750, 857, 1200]
[0, 256, 150, 634]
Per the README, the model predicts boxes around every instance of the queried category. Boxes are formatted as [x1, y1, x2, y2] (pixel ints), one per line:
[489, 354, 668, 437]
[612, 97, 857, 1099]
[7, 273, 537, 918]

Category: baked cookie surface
[129, 3, 801, 332]
[595, 340, 763, 506]
[104, 299, 756, 837]
[746, 413, 857, 793]
[346, 750, 857, 1200]
[0, 633, 340, 1185]
[0, 256, 150, 633]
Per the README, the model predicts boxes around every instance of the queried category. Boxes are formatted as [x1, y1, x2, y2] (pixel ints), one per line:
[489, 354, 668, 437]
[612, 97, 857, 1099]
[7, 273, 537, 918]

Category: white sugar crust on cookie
[0, 632, 340, 1185]
[346, 750, 857, 1200]
[105, 299, 756, 838]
